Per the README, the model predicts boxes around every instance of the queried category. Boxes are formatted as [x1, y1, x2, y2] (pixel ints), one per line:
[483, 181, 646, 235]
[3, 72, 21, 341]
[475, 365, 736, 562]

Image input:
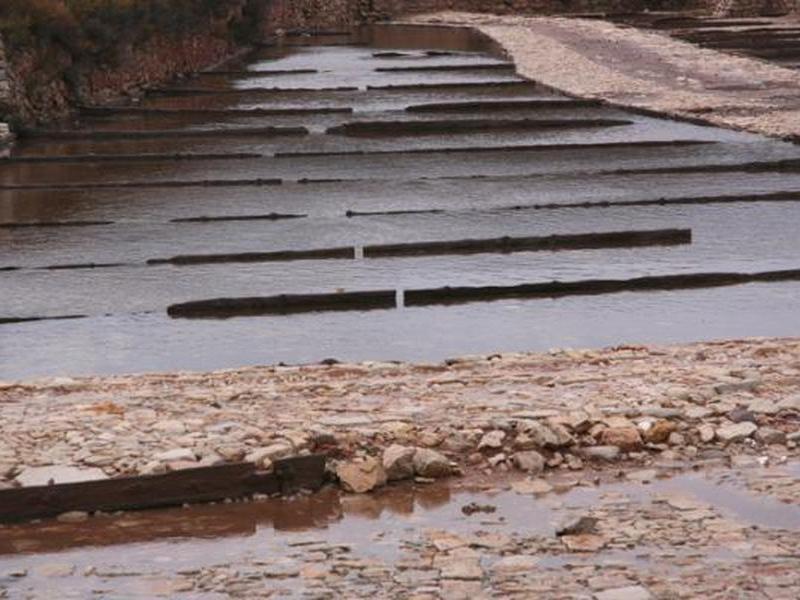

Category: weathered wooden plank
[202, 68, 319, 76]
[151, 86, 358, 96]
[0, 484, 341, 556]
[79, 107, 352, 117]
[326, 118, 631, 137]
[375, 63, 513, 72]
[0, 455, 326, 523]
[0, 178, 283, 191]
[167, 290, 396, 318]
[0, 152, 263, 164]
[362, 229, 692, 258]
[22, 126, 308, 141]
[170, 213, 307, 224]
[150, 246, 353, 266]
[274, 139, 711, 158]
[0, 314, 87, 325]
[404, 99, 603, 112]
[404, 268, 800, 307]
[0, 220, 114, 229]
[346, 190, 800, 218]
[365, 81, 536, 91]
[275, 454, 328, 494]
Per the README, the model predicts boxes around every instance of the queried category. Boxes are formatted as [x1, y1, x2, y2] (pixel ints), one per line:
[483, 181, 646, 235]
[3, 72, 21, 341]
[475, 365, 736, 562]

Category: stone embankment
[0, 39, 12, 157]
[409, 12, 800, 142]
[1, 337, 798, 494]
[264, 0, 709, 33]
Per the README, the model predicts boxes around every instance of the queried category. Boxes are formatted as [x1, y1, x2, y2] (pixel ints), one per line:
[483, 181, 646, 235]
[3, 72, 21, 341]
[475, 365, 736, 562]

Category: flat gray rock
[15, 465, 108, 487]
[716, 422, 758, 443]
[317, 415, 372, 427]
[595, 585, 652, 600]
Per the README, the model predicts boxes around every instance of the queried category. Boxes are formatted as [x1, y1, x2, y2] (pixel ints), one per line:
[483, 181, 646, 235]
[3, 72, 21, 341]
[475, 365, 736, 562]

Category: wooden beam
[0, 455, 326, 523]
[167, 290, 396, 318]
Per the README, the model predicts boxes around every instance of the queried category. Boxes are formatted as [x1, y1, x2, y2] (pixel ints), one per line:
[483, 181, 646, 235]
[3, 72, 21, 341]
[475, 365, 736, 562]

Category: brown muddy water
[2, 24, 800, 378]
[0, 463, 799, 597]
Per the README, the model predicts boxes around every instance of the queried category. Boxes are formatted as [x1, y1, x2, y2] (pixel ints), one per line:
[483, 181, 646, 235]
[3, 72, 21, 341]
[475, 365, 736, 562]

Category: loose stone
[644, 420, 677, 444]
[716, 422, 758, 443]
[561, 533, 607, 552]
[413, 448, 452, 479]
[698, 424, 716, 443]
[748, 399, 780, 415]
[56, 510, 89, 523]
[490, 555, 539, 574]
[777, 395, 800, 412]
[154, 448, 196, 463]
[478, 430, 505, 450]
[594, 586, 652, 600]
[34, 563, 75, 577]
[728, 408, 757, 424]
[755, 428, 787, 445]
[15, 465, 108, 487]
[245, 443, 292, 466]
[382, 444, 416, 481]
[600, 427, 642, 451]
[336, 457, 387, 493]
[556, 515, 599, 536]
[511, 478, 552, 495]
[714, 379, 760, 394]
[512, 450, 545, 474]
[580, 446, 621, 461]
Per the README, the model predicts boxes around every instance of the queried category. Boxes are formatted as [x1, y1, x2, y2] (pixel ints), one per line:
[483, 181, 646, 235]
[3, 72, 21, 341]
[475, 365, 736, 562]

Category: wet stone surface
[1, 462, 799, 598]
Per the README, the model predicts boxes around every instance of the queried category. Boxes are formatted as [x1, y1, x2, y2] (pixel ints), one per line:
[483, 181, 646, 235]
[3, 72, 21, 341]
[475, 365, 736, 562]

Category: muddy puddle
[2, 24, 800, 378]
[1, 463, 798, 597]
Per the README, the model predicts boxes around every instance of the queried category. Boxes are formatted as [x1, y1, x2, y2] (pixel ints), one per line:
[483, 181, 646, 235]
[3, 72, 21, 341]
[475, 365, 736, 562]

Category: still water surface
[1, 25, 799, 379]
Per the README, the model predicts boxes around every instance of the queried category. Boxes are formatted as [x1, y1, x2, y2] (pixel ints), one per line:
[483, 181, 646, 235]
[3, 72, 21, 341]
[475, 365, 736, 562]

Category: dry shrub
[0, 1, 79, 48]
[0, 0, 232, 51]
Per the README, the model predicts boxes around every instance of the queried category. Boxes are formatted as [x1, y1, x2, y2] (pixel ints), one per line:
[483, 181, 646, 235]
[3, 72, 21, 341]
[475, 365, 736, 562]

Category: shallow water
[1, 24, 800, 379]
[2, 282, 799, 379]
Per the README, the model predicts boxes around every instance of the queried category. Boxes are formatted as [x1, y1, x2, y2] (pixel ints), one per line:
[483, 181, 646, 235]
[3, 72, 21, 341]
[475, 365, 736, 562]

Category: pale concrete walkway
[408, 12, 800, 141]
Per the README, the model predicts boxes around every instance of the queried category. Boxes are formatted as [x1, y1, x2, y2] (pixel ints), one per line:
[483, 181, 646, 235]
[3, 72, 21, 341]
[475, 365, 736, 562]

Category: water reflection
[0, 482, 452, 556]
[3, 465, 799, 560]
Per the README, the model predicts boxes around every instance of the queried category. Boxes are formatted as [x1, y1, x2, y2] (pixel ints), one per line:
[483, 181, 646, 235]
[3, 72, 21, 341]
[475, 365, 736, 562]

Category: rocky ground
[1, 338, 799, 598]
[406, 12, 800, 142]
[3, 13, 800, 598]
[1, 460, 799, 598]
[1, 337, 798, 492]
